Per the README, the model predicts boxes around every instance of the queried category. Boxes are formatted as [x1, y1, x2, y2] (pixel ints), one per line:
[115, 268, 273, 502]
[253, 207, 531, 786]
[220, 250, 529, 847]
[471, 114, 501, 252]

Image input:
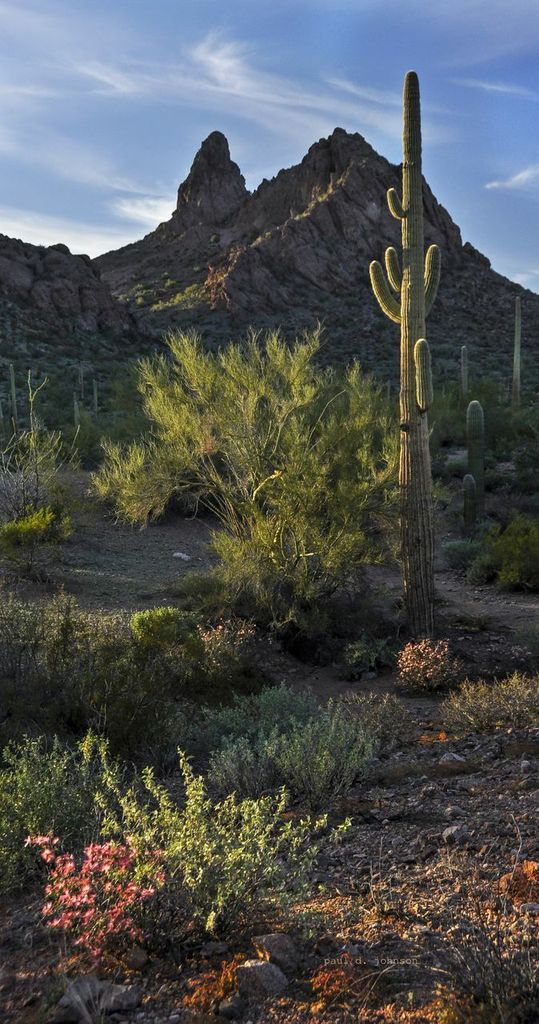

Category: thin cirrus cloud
[0, 205, 136, 257]
[485, 165, 539, 190]
[453, 77, 539, 100]
[111, 195, 176, 228]
[72, 33, 417, 144]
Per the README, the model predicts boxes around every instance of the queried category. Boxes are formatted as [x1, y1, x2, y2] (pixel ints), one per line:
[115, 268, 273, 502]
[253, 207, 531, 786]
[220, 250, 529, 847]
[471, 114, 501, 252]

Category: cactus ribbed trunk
[399, 73, 434, 636]
[369, 72, 439, 637]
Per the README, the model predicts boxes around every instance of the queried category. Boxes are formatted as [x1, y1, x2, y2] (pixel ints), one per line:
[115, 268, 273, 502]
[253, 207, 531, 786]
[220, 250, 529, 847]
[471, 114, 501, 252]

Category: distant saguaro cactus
[92, 378, 99, 418]
[369, 71, 441, 637]
[9, 363, 18, 434]
[462, 473, 477, 531]
[73, 393, 80, 429]
[466, 400, 485, 518]
[460, 345, 468, 397]
[512, 296, 521, 415]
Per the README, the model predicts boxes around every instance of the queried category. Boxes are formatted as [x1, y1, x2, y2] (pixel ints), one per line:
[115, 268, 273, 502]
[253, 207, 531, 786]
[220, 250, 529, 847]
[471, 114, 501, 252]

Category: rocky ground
[0, 471, 538, 1023]
[0, 702, 537, 1023]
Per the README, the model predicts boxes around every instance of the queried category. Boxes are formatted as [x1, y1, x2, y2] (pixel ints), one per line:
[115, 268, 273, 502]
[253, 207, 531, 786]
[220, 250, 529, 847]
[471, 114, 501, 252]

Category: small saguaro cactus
[369, 70, 441, 637]
[460, 345, 468, 397]
[73, 393, 80, 429]
[9, 363, 18, 435]
[462, 473, 477, 531]
[466, 400, 485, 518]
[512, 295, 521, 415]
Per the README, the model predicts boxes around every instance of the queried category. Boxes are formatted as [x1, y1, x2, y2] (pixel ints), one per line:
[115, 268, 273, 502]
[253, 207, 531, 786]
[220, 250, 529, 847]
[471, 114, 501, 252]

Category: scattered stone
[442, 825, 470, 846]
[252, 933, 299, 974]
[236, 960, 288, 1000]
[519, 903, 539, 915]
[172, 551, 191, 560]
[439, 752, 466, 764]
[201, 940, 229, 956]
[51, 976, 142, 1022]
[124, 945, 148, 970]
[520, 760, 531, 774]
[218, 993, 245, 1019]
[0, 966, 17, 991]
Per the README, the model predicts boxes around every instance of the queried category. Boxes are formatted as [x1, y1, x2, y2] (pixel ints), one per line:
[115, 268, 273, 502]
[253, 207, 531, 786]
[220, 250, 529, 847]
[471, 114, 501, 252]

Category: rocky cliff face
[0, 234, 134, 363]
[95, 128, 539, 387]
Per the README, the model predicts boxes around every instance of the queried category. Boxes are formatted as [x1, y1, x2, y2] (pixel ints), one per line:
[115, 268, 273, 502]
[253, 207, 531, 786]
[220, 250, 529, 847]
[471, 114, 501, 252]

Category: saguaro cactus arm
[384, 247, 402, 292]
[369, 260, 402, 323]
[414, 338, 433, 412]
[424, 245, 441, 315]
[387, 187, 405, 220]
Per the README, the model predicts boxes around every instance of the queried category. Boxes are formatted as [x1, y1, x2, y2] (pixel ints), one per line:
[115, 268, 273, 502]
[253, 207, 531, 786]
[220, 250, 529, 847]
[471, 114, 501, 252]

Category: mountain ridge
[94, 128, 539, 390]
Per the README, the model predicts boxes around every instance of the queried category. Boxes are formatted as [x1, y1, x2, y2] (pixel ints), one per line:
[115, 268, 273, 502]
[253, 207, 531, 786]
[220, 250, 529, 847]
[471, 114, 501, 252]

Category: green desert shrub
[0, 732, 117, 894]
[199, 683, 318, 753]
[443, 674, 539, 733]
[337, 692, 410, 749]
[101, 753, 328, 942]
[442, 539, 482, 570]
[467, 517, 539, 590]
[94, 329, 398, 629]
[342, 635, 394, 679]
[0, 505, 72, 573]
[207, 702, 374, 809]
[0, 593, 261, 763]
[489, 517, 539, 590]
[130, 606, 198, 649]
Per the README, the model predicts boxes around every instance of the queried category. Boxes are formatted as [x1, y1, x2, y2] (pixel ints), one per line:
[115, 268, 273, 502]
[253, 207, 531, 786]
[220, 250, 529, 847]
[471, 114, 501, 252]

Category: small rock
[124, 946, 148, 970]
[520, 760, 531, 775]
[252, 933, 298, 974]
[52, 977, 142, 1022]
[218, 994, 245, 1019]
[236, 960, 288, 999]
[445, 805, 465, 819]
[172, 551, 191, 560]
[442, 825, 469, 846]
[520, 903, 539, 915]
[439, 752, 466, 764]
[0, 967, 17, 991]
[201, 940, 229, 956]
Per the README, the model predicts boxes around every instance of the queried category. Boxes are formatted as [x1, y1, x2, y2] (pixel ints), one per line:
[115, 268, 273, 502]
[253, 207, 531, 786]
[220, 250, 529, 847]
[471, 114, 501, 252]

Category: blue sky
[1, 0, 539, 291]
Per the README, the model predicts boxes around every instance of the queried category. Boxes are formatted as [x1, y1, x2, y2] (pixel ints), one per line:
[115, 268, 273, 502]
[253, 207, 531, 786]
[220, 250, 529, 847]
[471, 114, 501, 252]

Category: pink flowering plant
[26, 834, 163, 961]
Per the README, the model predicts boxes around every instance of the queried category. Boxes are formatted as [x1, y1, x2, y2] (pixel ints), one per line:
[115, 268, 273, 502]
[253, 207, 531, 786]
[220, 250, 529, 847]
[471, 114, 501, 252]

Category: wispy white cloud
[485, 165, 539, 190]
[453, 77, 539, 100]
[111, 195, 176, 228]
[513, 268, 539, 292]
[69, 33, 425, 143]
[0, 205, 137, 257]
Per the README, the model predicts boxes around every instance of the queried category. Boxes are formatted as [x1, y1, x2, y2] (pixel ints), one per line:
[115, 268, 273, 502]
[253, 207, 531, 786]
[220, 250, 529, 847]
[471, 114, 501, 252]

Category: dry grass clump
[443, 672, 539, 732]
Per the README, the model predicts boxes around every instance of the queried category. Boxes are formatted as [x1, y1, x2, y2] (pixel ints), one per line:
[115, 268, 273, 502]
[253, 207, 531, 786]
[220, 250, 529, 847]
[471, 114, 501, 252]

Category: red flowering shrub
[27, 835, 163, 961]
[396, 639, 463, 692]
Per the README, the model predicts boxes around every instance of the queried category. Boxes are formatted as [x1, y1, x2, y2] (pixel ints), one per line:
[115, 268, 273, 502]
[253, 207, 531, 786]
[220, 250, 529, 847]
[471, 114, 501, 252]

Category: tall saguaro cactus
[369, 71, 441, 637]
[512, 296, 521, 415]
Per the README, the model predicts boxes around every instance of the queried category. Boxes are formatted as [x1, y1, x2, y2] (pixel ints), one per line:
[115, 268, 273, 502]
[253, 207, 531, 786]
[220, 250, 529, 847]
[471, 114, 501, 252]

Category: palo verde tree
[369, 70, 441, 637]
[95, 329, 398, 630]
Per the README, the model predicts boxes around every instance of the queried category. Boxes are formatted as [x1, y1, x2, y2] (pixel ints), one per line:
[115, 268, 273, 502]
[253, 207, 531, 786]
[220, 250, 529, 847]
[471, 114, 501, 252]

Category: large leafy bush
[94, 330, 397, 627]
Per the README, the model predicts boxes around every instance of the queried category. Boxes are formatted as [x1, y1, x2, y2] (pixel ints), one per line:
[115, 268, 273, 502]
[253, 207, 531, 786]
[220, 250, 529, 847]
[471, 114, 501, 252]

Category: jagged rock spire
[173, 130, 248, 230]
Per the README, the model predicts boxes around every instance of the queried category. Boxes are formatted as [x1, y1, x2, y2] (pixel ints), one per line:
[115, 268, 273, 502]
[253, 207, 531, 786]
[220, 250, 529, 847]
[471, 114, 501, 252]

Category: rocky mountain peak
[172, 130, 248, 231]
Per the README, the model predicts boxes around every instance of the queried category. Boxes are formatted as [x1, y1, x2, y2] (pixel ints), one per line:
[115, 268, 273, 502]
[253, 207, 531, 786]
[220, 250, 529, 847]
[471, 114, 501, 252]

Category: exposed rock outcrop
[94, 128, 539, 386]
[0, 234, 133, 352]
